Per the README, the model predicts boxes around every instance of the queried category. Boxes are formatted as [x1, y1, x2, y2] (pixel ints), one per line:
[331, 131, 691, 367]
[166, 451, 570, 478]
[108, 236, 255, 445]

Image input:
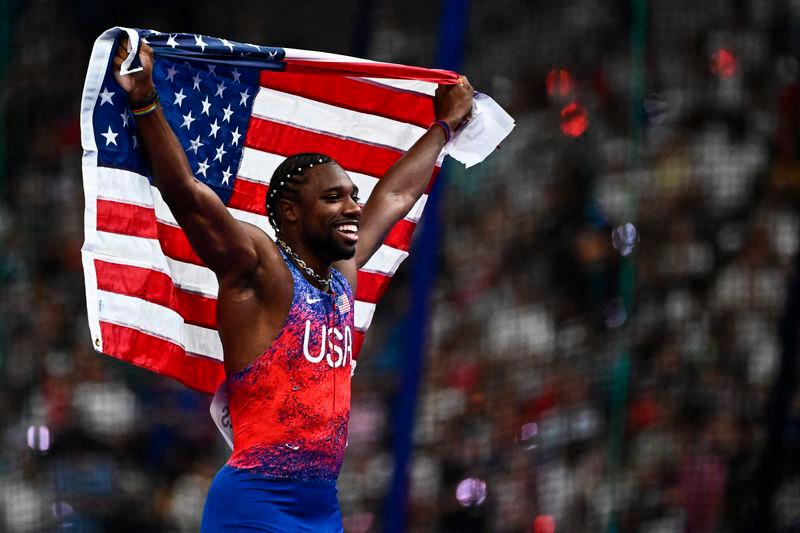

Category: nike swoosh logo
[285, 443, 300, 450]
[306, 295, 322, 304]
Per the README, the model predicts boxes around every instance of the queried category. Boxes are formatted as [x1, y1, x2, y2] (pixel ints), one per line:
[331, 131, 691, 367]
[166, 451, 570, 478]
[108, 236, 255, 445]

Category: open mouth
[335, 222, 359, 243]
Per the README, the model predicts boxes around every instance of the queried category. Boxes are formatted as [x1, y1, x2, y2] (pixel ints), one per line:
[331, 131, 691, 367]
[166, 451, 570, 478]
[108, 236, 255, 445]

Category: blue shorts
[200, 465, 344, 532]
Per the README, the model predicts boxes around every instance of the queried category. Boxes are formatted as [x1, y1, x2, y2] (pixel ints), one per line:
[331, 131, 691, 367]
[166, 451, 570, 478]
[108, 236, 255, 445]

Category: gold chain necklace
[276, 239, 332, 292]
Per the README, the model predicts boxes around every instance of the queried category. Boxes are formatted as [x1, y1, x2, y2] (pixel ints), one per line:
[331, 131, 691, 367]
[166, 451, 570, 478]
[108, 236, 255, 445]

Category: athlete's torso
[225, 249, 355, 484]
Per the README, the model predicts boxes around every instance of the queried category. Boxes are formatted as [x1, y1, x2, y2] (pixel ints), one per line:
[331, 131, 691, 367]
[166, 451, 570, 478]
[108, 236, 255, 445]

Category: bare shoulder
[244, 222, 291, 278]
[241, 222, 279, 258]
[219, 222, 291, 294]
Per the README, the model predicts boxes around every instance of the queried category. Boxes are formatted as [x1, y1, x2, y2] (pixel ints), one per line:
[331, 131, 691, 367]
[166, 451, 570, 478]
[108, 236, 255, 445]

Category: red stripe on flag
[352, 329, 365, 360]
[281, 59, 460, 85]
[97, 200, 158, 239]
[355, 271, 392, 304]
[245, 118, 403, 179]
[383, 219, 416, 252]
[96, 201, 204, 266]
[157, 222, 203, 265]
[424, 165, 441, 195]
[95, 259, 217, 329]
[259, 71, 435, 129]
[229, 178, 268, 215]
[100, 321, 224, 394]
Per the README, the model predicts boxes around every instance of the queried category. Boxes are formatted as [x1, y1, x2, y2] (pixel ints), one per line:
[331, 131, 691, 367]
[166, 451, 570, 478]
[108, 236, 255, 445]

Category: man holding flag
[110, 36, 473, 531]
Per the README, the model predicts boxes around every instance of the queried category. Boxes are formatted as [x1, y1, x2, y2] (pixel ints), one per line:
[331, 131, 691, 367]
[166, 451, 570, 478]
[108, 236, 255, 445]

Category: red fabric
[260, 70, 436, 128]
[282, 59, 459, 85]
[95, 259, 217, 329]
[100, 321, 226, 391]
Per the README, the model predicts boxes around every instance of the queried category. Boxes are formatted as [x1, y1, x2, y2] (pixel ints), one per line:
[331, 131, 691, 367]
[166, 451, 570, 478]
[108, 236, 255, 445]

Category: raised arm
[112, 39, 260, 284]
[353, 77, 474, 269]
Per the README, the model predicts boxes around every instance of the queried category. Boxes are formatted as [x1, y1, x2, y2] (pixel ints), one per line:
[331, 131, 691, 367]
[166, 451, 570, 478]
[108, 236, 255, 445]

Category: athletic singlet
[225, 249, 354, 485]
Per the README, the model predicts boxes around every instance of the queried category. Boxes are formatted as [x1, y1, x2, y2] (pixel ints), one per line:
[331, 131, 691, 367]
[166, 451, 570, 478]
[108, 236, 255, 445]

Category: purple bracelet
[431, 119, 452, 143]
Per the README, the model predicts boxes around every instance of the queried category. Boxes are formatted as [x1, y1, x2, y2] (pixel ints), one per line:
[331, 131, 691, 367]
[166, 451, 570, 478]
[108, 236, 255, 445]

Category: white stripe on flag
[358, 77, 437, 96]
[229, 208, 275, 238]
[96, 166, 155, 207]
[405, 195, 427, 223]
[354, 300, 377, 331]
[236, 148, 282, 184]
[97, 289, 223, 360]
[96, 166, 275, 237]
[152, 190, 179, 226]
[283, 48, 375, 63]
[361, 245, 409, 276]
[238, 147, 381, 186]
[251, 87, 426, 151]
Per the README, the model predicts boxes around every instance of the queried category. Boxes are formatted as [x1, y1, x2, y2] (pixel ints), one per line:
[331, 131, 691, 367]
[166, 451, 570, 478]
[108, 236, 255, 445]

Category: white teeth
[337, 224, 358, 234]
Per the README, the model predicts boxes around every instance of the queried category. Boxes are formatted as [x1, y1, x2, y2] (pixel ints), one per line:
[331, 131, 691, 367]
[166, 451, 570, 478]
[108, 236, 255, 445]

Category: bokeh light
[455, 477, 487, 507]
[604, 298, 628, 328]
[560, 102, 588, 137]
[711, 48, 738, 78]
[51, 502, 74, 521]
[532, 514, 556, 533]
[644, 93, 668, 124]
[611, 223, 639, 256]
[520, 421, 538, 441]
[26, 425, 51, 452]
[546, 68, 573, 97]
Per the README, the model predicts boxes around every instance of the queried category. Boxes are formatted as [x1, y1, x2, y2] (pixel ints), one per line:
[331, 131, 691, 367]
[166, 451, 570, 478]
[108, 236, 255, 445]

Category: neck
[277, 236, 333, 288]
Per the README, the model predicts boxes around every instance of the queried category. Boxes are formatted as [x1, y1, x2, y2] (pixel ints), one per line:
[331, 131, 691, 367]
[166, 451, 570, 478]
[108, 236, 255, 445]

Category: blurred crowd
[3, 0, 800, 531]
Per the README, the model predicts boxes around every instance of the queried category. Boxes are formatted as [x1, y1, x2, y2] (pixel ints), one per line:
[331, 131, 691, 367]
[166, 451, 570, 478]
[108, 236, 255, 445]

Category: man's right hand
[112, 37, 155, 102]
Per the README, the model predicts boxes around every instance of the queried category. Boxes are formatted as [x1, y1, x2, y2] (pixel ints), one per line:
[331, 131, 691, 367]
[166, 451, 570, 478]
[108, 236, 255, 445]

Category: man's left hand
[434, 76, 475, 131]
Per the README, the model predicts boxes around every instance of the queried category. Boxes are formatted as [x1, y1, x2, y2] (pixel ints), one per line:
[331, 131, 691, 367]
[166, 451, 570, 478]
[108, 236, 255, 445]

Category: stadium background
[2, 0, 800, 531]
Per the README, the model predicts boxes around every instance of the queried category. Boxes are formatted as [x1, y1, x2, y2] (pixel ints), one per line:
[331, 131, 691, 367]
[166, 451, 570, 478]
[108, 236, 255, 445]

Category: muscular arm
[113, 41, 260, 284]
[352, 78, 474, 270]
[134, 107, 259, 281]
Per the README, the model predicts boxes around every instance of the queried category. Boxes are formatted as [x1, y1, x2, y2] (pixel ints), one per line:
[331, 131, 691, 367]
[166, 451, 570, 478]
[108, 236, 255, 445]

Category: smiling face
[279, 162, 362, 262]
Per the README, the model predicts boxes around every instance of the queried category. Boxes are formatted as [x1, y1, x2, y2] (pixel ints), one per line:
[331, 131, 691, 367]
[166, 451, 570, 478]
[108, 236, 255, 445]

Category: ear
[278, 198, 300, 224]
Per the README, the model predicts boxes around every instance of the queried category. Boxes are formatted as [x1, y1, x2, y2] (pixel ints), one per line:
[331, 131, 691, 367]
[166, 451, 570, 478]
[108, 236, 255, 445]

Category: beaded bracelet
[431, 119, 452, 143]
[129, 91, 160, 116]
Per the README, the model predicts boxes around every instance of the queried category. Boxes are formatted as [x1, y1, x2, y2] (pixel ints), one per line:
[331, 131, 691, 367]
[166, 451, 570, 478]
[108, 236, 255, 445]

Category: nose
[344, 195, 362, 218]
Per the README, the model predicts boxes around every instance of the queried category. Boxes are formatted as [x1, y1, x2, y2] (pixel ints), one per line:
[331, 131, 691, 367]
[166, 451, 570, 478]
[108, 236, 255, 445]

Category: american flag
[81, 27, 458, 394]
[336, 293, 352, 315]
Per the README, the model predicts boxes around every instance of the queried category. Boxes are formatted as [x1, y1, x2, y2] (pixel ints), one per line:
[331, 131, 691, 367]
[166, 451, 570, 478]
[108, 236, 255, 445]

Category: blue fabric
[201, 465, 343, 532]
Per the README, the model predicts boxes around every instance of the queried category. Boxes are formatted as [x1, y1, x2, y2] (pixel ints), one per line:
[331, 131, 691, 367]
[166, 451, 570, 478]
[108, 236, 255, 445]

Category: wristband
[431, 119, 452, 143]
[129, 90, 160, 116]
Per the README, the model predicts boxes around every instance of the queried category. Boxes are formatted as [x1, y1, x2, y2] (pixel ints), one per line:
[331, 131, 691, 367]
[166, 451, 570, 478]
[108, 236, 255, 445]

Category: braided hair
[266, 153, 335, 234]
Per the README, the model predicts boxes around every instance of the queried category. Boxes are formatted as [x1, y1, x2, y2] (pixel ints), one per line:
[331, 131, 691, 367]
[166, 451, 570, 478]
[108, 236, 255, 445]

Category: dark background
[2, 0, 800, 531]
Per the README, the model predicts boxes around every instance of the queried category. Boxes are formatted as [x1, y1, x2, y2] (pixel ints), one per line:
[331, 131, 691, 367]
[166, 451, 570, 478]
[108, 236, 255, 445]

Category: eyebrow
[322, 185, 360, 195]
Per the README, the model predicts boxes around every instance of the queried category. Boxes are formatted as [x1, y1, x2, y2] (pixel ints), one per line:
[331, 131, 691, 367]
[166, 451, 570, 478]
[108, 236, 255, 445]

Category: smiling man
[112, 39, 473, 532]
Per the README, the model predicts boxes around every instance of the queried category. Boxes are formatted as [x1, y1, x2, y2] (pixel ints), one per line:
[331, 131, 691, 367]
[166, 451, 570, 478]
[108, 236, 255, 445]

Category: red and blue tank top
[225, 249, 354, 484]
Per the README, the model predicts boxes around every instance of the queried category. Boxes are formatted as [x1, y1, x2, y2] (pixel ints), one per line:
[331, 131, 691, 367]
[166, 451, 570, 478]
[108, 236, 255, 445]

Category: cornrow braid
[266, 153, 335, 233]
